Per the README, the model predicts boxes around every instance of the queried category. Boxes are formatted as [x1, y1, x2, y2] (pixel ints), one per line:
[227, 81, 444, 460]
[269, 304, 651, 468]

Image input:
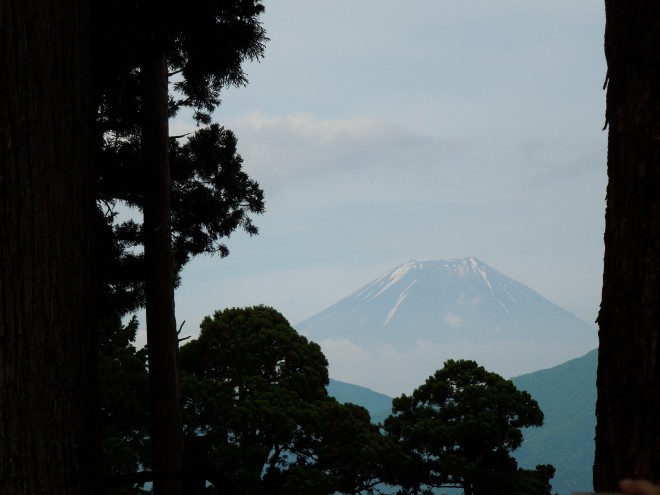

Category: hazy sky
[159, 0, 607, 391]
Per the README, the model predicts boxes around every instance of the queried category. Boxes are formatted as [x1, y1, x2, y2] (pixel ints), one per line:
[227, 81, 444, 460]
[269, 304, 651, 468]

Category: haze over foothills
[145, 0, 605, 393]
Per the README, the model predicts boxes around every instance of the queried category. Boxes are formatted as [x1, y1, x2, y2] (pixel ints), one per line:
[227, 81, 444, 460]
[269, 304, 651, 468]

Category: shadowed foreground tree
[99, 316, 149, 494]
[91, 3, 267, 492]
[384, 360, 553, 495]
[0, 0, 98, 492]
[594, 1, 660, 490]
[140, 7, 182, 493]
[180, 306, 392, 494]
[180, 306, 328, 493]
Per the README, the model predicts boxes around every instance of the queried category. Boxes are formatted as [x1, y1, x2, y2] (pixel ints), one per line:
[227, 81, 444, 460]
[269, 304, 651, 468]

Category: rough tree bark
[594, 0, 660, 490]
[141, 17, 184, 495]
[0, 0, 97, 493]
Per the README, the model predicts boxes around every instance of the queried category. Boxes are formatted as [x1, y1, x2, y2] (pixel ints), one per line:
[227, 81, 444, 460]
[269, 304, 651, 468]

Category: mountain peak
[296, 257, 597, 383]
[357, 257, 502, 305]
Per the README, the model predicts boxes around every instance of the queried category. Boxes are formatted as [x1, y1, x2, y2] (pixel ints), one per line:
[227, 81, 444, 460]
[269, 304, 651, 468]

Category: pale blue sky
[161, 0, 607, 389]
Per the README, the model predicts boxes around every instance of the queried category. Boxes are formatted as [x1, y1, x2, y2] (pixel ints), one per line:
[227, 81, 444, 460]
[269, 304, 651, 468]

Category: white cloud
[227, 112, 469, 195]
[318, 337, 595, 397]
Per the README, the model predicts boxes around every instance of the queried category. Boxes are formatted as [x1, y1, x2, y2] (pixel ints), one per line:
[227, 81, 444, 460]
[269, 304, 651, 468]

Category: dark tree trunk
[0, 0, 97, 493]
[141, 25, 184, 495]
[594, 0, 660, 490]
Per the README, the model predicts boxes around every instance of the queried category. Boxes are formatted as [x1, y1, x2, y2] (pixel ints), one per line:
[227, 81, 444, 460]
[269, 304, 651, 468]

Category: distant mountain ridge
[298, 257, 597, 380]
[327, 379, 393, 424]
[512, 349, 597, 495]
[327, 349, 598, 495]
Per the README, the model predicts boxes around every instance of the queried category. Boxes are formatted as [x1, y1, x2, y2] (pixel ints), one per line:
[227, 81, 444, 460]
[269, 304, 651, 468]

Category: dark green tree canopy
[299, 400, 398, 495]
[179, 306, 392, 495]
[384, 359, 549, 495]
[92, 0, 267, 125]
[92, 5, 269, 491]
[97, 123, 265, 277]
[98, 316, 149, 493]
[99, 307, 558, 495]
[92, 0, 267, 319]
[181, 305, 329, 398]
[180, 306, 330, 493]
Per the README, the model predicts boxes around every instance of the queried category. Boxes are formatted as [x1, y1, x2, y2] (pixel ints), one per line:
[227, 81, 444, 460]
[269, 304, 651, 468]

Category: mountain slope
[298, 257, 597, 384]
[328, 350, 598, 495]
[327, 379, 393, 424]
[512, 349, 597, 495]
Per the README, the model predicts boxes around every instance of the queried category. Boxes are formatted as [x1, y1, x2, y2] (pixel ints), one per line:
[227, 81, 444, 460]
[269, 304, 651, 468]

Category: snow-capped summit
[296, 257, 597, 379]
[349, 257, 527, 317]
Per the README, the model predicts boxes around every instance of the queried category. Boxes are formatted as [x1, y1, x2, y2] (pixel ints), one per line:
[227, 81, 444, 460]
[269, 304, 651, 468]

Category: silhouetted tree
[90, 3, 267, 492]
[139, 7, 183, 493]
[181, 306, 329, 493]
[98, 316, 150, 494]
[0, 0, 98, 492]
[295, 400, 397, 495]
[384, 360, 551, 495]
[594, 1, 660, 489]
[180, 306, 391, 494]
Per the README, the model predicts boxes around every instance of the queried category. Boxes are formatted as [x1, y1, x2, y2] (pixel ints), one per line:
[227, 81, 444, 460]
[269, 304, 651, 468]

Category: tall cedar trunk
[594, 1, 660, 490]
[0, 0, 97, 493]
[142, 28, 184, 495]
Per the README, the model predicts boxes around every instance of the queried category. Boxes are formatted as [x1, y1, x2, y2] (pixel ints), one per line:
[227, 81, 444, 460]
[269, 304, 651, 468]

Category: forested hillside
[329, 350, 598, 495]
[512, 350, 597, 495]
[328, 380, 393, 424]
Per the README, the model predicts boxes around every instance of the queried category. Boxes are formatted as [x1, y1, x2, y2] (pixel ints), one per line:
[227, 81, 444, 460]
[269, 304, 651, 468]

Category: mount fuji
[297, 257, 597, 394]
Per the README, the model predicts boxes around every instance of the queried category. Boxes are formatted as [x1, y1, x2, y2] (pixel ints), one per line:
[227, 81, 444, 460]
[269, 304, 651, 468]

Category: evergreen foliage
[92, 0, 267, 315]
[92, 2, 267, 486]
[99, 316, 150, 494]
[99, 306, 556, 494]
[179, 306, 391, 495]
[384, 360, 553, 495]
